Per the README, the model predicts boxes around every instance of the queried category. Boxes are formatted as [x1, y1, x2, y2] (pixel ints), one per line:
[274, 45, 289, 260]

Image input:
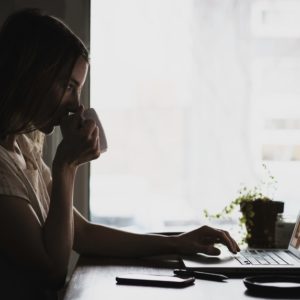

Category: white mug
[83, 108, 108, 153]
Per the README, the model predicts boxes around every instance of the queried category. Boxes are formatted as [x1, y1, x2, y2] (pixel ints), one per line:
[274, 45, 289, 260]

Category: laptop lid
[288, 211, 300, 259]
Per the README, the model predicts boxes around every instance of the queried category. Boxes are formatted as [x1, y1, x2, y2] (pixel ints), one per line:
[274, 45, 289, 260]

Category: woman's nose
[68, 92, 81, 112]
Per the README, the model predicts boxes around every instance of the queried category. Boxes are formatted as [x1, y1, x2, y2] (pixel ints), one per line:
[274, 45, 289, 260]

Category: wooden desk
[62, 255, 293, 300]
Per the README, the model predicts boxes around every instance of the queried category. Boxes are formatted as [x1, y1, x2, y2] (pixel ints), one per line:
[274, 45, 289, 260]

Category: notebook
[181, 211, 300, 277]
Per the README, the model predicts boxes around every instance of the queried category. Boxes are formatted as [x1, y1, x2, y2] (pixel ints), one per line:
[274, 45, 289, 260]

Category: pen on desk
[174, 269, 228, 282]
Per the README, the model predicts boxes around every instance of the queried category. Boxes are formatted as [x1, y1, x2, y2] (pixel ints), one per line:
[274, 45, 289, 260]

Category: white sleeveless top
[0, 134, 51, 225]
[0, 134, 57, 299]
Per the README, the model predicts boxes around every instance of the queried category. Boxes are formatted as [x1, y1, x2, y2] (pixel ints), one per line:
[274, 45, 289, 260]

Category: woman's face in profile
[35, 56, 89, 135]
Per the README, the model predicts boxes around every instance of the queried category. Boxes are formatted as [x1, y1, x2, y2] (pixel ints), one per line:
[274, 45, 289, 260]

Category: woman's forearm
[42, 163, 76, 281]
[73, 212, 240, 258]
[75, 221, 178, 258]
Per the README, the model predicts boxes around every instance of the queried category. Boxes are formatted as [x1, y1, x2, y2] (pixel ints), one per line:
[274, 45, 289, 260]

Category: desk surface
[62, 255, 294, 300]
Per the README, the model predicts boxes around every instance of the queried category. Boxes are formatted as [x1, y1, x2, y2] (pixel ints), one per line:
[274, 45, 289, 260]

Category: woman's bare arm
[0, 109, 100, 288]
[73, 208, 239, 258]
[0, 163, 75, 289]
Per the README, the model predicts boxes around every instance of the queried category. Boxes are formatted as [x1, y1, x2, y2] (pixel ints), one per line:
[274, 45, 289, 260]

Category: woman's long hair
[0, 8, 89, 140]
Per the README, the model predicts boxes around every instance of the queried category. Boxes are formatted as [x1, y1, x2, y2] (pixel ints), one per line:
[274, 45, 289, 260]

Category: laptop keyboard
[235, 249, 289, 265]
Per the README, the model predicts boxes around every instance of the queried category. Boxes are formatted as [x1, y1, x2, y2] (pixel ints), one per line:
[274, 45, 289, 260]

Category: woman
[0, 8, 239, 299]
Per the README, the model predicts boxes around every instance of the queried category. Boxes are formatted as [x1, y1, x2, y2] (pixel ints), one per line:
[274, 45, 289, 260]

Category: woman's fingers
[199, 226, 239, 254]
[177, 225, 240, 256]
[60, 108, 85, 137]
[89, 125, 101, 159]
[76, 120, 101, 162]
[220, 230, 240, 253]
[58, 112, 101, 166]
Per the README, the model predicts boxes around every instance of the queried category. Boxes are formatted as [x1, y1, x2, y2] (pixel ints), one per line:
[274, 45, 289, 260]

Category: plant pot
[240, 199, 284, 248]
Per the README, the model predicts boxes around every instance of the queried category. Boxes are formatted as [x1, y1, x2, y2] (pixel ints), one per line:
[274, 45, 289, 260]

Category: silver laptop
[182, 211, 300, 277]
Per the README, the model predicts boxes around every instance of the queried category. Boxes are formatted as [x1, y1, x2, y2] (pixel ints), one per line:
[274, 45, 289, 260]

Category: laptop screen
[289, 213, 300, 256]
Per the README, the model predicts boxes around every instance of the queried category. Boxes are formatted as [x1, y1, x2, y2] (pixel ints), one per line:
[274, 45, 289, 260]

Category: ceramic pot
[240, 199, 284, 248]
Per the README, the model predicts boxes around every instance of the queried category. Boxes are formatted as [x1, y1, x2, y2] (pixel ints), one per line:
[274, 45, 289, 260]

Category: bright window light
[90, 0, 300, 232]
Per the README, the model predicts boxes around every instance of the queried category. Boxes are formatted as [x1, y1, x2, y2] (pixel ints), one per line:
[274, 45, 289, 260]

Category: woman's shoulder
[0, 140, 29, 201]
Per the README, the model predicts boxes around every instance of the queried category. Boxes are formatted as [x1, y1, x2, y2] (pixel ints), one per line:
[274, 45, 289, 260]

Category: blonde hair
[26, 131, 45, 155]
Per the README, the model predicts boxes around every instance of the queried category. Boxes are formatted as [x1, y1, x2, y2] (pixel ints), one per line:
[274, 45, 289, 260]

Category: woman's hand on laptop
[176, 225, 240, 255]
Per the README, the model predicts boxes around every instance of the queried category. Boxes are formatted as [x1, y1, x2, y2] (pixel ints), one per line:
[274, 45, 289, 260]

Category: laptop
[181, 211, 300, 277]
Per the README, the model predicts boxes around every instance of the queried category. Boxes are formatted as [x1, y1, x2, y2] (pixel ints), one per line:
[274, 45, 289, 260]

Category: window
[90, 0, 300, 232]
[251, 0, 300, 217]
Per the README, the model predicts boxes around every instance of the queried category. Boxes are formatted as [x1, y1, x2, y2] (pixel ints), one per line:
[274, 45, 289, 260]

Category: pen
[174, 269, 228, 282]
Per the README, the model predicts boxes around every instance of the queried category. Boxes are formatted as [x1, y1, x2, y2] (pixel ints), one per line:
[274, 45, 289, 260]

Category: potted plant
[204, 164, 284, 248]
